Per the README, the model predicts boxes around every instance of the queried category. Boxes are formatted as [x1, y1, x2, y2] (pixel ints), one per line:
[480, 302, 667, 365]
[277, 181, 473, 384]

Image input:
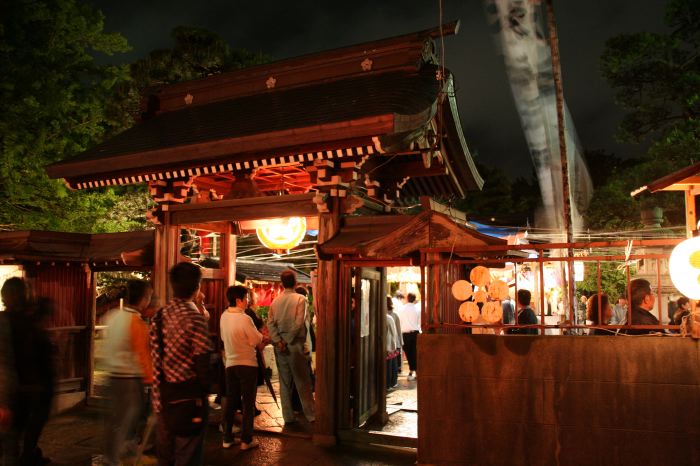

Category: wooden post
[153, 210, 179, 306]
[545, 0, 573, 244]
[221, 222, 237, 309]
[313, 198, 341, 445]
[685, 188, 698, 238]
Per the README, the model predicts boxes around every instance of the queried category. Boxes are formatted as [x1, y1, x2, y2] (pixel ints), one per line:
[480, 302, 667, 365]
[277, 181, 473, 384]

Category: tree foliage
[456, 163, 541, 227]
[577, 260, 629, 300]
[0, 0, 136, 232]
[1, 4, 269, 233]
[131, 26, 270, 92]
[588, 0, 700, 230]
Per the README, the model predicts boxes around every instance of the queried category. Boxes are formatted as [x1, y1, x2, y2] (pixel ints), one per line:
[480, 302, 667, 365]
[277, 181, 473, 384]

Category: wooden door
[351, 267, 386, 426]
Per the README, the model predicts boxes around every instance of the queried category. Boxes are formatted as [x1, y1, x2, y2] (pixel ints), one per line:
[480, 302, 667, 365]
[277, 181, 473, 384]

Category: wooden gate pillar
[313, 197, 341, 445]
[153, 211, 179, 305]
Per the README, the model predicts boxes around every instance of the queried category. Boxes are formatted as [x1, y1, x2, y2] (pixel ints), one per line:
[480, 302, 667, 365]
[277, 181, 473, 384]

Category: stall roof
[0, 230, 154, 266]
[320, 209, 506, 259]
[631, 161, 700, 196]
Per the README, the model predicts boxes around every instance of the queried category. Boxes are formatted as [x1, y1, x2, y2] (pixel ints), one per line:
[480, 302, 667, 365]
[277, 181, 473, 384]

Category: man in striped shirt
[150, 263, 212, 466]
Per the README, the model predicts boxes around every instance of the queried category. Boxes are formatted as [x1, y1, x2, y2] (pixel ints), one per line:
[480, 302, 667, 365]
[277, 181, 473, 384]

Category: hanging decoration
[256, 217, 307, 250]
[452, 267, 509, 324]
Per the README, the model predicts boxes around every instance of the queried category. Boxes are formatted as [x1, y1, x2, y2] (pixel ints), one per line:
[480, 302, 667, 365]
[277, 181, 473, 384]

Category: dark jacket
[624, 306, 660, 335]
[507, 307, 538, 335]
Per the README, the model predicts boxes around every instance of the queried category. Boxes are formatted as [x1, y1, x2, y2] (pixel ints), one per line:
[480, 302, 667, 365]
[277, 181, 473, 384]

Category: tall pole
[545, 0, 573, 245]
[546, 0, 577, 330]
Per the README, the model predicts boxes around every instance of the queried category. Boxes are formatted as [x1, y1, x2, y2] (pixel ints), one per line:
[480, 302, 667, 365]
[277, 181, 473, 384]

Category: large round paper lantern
[451, 280, 473, 301]
[256, 217, 307, 250]
[470, 266, 491, 287]
[669, 236, 700, 299]
[482, 301, 503, 323]
[459, 301, 480, 323]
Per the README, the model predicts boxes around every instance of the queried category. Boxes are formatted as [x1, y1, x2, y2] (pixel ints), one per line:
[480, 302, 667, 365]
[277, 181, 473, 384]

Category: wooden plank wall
[418, 334, 700, 466]
[34, 264, 90, 328]
[31, 264, 91, 384]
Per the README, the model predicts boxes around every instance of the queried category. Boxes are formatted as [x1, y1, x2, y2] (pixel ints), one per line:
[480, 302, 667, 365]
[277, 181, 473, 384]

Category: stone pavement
[39, 405, 417, 466]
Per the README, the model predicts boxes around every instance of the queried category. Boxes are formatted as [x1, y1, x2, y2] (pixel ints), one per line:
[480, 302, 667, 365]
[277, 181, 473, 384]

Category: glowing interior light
[669, 236, 700, 299]
[256, 217, 307, 250]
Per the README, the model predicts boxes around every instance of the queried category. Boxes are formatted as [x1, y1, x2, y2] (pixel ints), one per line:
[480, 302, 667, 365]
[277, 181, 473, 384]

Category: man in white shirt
[220, 286, 263, 451]
[396, 292, 421, 381]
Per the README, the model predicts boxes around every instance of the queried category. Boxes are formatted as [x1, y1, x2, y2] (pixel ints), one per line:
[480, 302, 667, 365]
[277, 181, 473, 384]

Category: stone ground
[39, 406, 417, 466]
[76, 351, 418, 464]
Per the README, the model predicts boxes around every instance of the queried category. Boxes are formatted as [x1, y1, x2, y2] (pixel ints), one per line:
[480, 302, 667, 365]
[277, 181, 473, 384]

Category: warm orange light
[256, 217, 307, 250]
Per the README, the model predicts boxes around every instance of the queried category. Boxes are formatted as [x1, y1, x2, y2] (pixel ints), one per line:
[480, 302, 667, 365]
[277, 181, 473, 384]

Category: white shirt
[220, 306, 263, 368]
[397, 301, 421, 332]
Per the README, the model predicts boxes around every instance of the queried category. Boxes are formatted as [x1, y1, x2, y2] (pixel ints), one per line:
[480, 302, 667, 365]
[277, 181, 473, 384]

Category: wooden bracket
[149, 179, 193, 204]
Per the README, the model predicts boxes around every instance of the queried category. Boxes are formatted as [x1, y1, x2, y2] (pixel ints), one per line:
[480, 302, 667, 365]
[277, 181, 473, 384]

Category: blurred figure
[396, 293, 420, 381]
[609, 296, 628, 326]
[1, 277, 55, 466]
[502, 294, 515, 325]
[103, 280, 153, 466]
[0, 281, 18, 466]
[672, 297, 691, 333]
[385, 297, 400, 389]
[586, 293, 615, 335]
[392, 292, 405, 315]
[387, 296, 402, 383]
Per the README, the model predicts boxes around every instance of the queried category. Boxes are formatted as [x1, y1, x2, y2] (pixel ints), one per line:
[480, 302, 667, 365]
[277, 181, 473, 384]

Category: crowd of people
[501, 278, 692, 336]
[0, 263, 316, 466]
[2, 265, 690, 465]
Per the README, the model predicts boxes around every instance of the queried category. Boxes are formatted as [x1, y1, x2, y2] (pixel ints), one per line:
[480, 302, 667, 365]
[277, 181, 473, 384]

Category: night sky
[85, 0, 668, 179]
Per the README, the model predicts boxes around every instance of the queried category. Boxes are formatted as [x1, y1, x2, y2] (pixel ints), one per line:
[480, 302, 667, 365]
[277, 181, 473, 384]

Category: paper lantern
[451, 280, 473, 301]
[256, 217, 307, 250]
[482, 301, 503, 323]
[458, 301, 480, 323]
[473, 289, 488, 304]
[488, 279, 509, 301]
[470, 266, 491, 287]
[669, 236, 700, 299]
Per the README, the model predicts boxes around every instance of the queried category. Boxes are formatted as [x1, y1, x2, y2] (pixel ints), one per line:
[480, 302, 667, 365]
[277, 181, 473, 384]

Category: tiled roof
[48, 67, 442, 180]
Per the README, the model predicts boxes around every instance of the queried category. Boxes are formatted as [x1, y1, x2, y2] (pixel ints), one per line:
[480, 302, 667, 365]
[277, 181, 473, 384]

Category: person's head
[127, 279, 153, 312]
[677, 296, 690, 310]
[586, 293, 611, 325]
[1, 277, 28, 312]
[386, 296, 394, 313]
[629, 278, 654, 310]
[280, 270, 297, 289]
[395, 291, 404, 302]
[517, 289, 531, 307]
[226, 285, 249, 308]
[580, 294, 588, 304]
[617, 297, 628, 307]
[169, 262, 202, 299]
[407, 293, 416, 303]
[295, 286, 307, 297]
